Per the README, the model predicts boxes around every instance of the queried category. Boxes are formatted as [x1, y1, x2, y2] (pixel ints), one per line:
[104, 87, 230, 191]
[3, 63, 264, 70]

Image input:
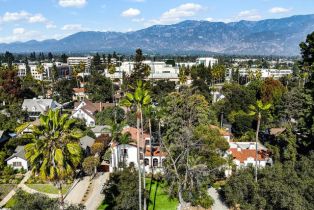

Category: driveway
[207, 187, 229, 210]
[84, 173, 109, 210]
[64, 176, 91, 205]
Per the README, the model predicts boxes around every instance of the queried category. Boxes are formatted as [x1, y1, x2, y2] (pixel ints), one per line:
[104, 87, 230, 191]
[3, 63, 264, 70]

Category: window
[13, 162, 22, 167]
[144, 158, 149, 166]
[121, 149, 128, 157]
[153, 159, 158, 167]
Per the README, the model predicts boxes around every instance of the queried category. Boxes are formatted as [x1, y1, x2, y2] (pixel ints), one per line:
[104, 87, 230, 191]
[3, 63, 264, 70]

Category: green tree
[36, 63, 46, 97]
[161, 88, 229, 208]
[85, 73, 113, 102]
[24, 109, 83, 208]
[248, 100, 271, 182]
[129, 49, 151, 84]
[120, 80, 151, 210]
[82, 156, 100, 176]
[102, 165, 140, 210]
[95, 107, 125, 125]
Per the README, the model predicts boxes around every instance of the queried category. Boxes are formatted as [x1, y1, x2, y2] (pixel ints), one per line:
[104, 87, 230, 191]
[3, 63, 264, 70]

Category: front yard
[0, 184, 16, 201]
[97, 178, 178, 210]
[26, 184, 71, 194]
[147, 179, 178, 210]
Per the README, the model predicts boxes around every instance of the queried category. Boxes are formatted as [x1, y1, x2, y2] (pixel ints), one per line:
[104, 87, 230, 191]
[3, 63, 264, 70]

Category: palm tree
[72, 65, 81, 88]
[248, 100, 271, 182]
[36, 64, 45, 97]
[178, 66, 187, 85]
[120, 80, 151, 210]
[24, 109, 83, 209]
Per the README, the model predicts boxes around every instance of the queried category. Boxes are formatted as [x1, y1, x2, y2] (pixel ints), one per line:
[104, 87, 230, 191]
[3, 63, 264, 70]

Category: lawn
[97, 179, 178, 210]
[146, 179, 178, 210]
[26, 184, 70, 194]
[0, 184, 16, 201]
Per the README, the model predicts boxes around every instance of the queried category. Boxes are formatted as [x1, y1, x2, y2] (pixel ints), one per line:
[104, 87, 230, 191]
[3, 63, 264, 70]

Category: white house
[22, 98, 61, 120]
[6, 146, 28, 170]
[110, 127, 166, 173]
[71, 99, 114, 127]
[225, 142, 272, 177]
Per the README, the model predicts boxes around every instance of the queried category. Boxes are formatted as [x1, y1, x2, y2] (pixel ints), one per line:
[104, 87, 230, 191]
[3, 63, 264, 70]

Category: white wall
[71, 109, 95, 127]
[7, 157, 28, 170]
[111, 144, 138, 171]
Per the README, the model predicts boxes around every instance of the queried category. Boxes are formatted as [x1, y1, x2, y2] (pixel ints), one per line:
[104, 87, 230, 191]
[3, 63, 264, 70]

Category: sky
[0, 0, 313, 43]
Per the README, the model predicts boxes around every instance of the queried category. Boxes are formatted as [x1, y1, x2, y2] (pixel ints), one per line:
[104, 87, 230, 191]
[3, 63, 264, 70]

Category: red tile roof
[229, 148, 268, 163]
[122, 127, 149, 149]
[145, 146, 166, 157]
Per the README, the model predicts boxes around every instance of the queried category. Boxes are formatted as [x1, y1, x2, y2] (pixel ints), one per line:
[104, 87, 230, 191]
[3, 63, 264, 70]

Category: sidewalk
[0, 171, 31, 207]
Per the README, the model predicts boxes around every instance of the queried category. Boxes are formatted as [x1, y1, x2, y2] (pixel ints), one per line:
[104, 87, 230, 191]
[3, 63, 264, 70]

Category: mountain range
[1, 14, 314, 56]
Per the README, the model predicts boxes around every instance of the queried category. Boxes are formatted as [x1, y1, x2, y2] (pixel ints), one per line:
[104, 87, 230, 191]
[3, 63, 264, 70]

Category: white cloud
[206, 17, 214, 22]
[58, 0, 87, 8]
[149, 3, 202, 24]
[269, 7, 292, 14]
[61, 24, 85, 31]
[28, 14, 46, 23]
[2, 11, 29, 22]
[0, 11, 55, 29]
[121, 8, 141, 17]
[130, 0, 145, 2]
[13, 27, 25, 35]
[0, 28, 42, 43]
[236, 10, 262, 21]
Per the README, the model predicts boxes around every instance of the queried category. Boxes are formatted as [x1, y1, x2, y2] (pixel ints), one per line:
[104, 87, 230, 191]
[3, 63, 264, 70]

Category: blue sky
[0, 0, 313, 43]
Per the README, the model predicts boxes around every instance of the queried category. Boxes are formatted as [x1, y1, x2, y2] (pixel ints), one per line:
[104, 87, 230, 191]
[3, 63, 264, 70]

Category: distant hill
[1, 14, 314, 56]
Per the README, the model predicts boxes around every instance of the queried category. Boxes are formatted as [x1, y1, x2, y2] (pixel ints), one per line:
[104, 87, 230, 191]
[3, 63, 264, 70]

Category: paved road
[84, 173, 109, 210]
[0, 171, 31, 207]
[208, 188, 229, 210]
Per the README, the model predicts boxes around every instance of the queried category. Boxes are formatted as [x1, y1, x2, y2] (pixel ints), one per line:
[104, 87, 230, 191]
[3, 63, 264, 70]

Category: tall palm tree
[248, 100, 271, 182]
[24, 109, 83, 209]
[36, 64, 45, 97]
[72, 65, 81, 88]
[120, 80, 151, 210]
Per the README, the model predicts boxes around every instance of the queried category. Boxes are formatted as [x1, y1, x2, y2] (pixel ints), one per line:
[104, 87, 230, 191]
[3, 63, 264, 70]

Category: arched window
[153, 158, 158, 167]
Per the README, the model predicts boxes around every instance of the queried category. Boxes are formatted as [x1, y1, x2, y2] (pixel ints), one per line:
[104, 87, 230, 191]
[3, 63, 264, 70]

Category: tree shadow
[152, 181, 159, 210]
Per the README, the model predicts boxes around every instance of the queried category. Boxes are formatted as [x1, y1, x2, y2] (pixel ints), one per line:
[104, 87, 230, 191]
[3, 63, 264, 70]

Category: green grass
[97, 203, 109, 210]
[97, 179, 178, 210]
[26, 184, 70, 194]
[146, 178, 178, 210]
[0, 184, 16, 200]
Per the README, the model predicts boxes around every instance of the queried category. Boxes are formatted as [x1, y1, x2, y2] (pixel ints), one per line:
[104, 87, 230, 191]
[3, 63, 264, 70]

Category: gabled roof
[22, 98, 60, 113]
[91, 125, 111, 134]
[74, 99, 114, 114]
[80, 135, 95, 150]
[6, 146, 26, 161]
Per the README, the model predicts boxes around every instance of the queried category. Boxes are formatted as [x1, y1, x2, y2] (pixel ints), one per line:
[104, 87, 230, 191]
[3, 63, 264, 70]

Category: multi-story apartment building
[67, 56, 93, 73]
